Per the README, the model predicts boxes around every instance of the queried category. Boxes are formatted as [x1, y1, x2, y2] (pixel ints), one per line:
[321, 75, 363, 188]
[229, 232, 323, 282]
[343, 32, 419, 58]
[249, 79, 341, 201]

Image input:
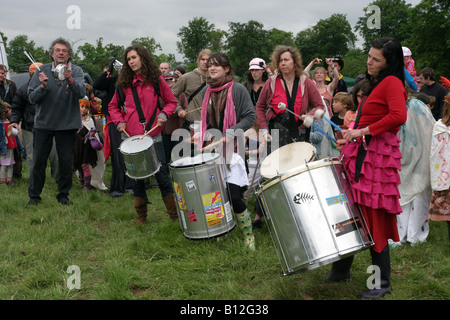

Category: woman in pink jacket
[108, 44, 178, 224]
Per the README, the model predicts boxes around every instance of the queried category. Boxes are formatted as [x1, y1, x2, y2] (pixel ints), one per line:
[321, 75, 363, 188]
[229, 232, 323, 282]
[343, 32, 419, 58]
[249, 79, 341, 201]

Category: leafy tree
[406, 0, 449, 76]
[355, 0, 412, 51]
[226, 20, 269, 78]
[177, 17, 225, 69]
[5, 35, 48, 72]
[295, 14, 356, 65]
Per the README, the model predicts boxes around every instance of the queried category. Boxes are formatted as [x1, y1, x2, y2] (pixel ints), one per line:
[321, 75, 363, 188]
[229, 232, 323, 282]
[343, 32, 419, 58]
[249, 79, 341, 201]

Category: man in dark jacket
[11, 63, 59, 178]
[0, 64, 17, 103]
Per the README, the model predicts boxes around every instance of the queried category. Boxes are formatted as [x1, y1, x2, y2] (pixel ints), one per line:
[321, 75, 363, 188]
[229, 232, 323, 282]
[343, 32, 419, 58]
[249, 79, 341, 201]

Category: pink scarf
[199, 80, 236, 149]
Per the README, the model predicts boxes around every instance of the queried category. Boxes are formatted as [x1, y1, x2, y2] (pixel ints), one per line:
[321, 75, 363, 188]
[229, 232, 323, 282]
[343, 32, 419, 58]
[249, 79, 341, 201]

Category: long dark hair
[117, 44, 160, 88]
[366, 37, 405, 94]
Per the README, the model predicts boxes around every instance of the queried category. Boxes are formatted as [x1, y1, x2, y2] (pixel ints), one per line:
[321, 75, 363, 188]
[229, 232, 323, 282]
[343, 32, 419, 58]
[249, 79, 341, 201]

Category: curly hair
[117, 44, 160, 88]
[270, 45, 303, 77]
[49, 37, 74, 61]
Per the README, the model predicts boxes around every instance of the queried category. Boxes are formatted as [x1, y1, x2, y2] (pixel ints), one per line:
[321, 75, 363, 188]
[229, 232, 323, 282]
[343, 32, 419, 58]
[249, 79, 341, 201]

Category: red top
[4, 121, 18, 149]
[270, 77, 302, 121]
[358, 76, 407, 136]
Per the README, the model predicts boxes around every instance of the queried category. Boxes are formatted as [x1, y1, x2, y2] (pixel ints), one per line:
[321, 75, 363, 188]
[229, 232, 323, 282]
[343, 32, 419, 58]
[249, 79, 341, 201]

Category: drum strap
[131, 86, 160, 132]
[282, 77, 302, 141]
[352, 96, 372, 182]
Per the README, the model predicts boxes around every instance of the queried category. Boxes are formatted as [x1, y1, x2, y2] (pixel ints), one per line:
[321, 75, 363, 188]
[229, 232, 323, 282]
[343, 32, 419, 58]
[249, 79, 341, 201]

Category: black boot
[359, 246, 392, 299]
[325, 255, 354, 282]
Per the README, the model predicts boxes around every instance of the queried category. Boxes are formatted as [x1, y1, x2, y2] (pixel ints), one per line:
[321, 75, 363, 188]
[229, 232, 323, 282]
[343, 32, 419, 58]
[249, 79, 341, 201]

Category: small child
[73, 97, 107, 191]
[429, 95, 450, 242]
[0, 102, 17, 187]
[403, 47, 419, 88]
[331, 92, 355, 134]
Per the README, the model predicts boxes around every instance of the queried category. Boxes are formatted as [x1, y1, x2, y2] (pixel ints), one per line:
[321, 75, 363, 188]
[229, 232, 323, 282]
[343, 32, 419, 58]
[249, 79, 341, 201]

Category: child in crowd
[73, 97, 107, 191]
[429, 95, 450, 242]
[331, 92, 353, 134]
[0, 102, 17, 187]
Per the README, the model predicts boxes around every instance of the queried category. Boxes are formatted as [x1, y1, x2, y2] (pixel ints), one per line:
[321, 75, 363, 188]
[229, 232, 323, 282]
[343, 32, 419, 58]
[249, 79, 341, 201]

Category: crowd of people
[1, 36, 449, 299]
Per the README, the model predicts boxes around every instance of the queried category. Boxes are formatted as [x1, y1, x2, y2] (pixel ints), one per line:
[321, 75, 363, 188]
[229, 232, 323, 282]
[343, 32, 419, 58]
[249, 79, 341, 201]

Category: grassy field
[0, 162, 449, 301]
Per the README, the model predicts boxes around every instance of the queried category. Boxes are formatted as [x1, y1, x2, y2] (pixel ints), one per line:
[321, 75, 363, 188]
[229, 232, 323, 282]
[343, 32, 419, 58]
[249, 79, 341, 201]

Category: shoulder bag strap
[131, 86, 158, 132]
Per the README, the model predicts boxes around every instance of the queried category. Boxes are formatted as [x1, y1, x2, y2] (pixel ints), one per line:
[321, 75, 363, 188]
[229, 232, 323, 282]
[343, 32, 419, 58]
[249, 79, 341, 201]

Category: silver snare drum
[170, 153, 235, 239]
[119, 135, 161, 179]
[258, 158, 373, 275]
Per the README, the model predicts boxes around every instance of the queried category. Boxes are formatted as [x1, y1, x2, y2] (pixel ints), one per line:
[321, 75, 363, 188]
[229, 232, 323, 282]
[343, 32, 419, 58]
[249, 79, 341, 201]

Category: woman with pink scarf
[198, 52, 256, 250]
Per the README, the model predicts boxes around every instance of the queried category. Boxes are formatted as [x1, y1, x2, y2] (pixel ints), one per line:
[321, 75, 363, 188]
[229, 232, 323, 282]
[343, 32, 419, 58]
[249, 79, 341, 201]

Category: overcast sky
[2, 0, 421, 61]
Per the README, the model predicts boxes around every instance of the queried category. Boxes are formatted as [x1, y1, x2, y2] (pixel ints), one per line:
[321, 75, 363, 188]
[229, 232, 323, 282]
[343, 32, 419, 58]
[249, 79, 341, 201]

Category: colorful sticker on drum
[185, 180, 197, 192]
[125, 162, 136, 171]
[332, 217, 360, 237]
[209, 175, 216, 185]
[326, 194, 348, 206]
[187, 210, 197, 223]
[173, 182, 187, 210]
[202, 191, 224, 226]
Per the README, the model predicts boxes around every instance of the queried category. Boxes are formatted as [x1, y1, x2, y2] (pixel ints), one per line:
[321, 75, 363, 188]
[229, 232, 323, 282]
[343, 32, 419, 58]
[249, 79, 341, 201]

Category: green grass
[0, 163, 449, 300]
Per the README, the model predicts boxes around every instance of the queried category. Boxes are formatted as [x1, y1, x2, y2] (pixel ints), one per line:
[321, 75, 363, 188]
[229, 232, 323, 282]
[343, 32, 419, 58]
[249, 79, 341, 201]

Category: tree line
[2, 0, 448, 81]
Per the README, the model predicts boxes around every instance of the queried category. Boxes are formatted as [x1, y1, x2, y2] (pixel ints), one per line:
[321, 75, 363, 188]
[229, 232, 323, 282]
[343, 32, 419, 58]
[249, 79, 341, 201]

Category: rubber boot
[83, 175, 92, 191]
[359, 246, 392, 299]
[236, 209, 255, 250]
[325, 255, 354, 282]
[163, 193, 178, 222]
[134, 196, 148, 224]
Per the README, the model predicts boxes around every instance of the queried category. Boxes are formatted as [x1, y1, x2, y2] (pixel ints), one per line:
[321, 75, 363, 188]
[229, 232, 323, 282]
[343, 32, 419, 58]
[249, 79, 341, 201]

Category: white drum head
[260, 142, 316, 179]
[120, 135, 154, 154]
[170, 152, 219, 167]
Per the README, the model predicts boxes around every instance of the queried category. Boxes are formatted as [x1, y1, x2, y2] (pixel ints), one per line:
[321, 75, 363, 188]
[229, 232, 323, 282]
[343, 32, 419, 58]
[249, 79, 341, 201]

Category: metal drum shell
[258, 158, 373, 275]
[170, 153, 236, 239]
[119, 135, 161, 180]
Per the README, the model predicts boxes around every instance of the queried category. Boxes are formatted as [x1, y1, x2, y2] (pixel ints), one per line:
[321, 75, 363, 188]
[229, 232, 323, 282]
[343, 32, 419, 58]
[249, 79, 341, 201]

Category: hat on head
[163, 71, 179, 80]
[402, 47, 412, 57]
[249, 58, 266, 70]
[329, 57, 344, 70]
[29, 62, 43, 74]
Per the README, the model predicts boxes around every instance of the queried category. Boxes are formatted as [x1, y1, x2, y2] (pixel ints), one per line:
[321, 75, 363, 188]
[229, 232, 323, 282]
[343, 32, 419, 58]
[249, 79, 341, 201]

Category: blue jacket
[0, 119, 6, 154]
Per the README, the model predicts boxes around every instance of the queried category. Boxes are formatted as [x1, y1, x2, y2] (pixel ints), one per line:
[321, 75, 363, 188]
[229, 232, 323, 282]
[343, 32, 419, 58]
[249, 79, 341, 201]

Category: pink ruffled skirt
[342, 131, 402, 214]
[341, 131, 402, 252]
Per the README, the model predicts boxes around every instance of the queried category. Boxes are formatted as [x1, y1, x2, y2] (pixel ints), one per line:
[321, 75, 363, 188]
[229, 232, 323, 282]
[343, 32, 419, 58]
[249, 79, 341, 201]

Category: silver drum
[258, 158, 373, 275]
[119, 135, 160, 179]
[170, 153, 235, 239]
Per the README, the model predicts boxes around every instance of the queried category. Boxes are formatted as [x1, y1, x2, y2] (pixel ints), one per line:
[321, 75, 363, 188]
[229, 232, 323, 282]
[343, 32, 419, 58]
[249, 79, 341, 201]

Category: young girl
[0, 102, 17, 187]
[73, 97, 107, 191]
[429, 95, 450, 242]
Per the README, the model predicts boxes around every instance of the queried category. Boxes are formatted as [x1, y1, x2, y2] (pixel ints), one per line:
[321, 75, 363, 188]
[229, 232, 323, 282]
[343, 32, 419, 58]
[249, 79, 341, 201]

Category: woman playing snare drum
[108, 44, 178, 224]
[334, 37, 408, 299]
[198, 52, 256, 250]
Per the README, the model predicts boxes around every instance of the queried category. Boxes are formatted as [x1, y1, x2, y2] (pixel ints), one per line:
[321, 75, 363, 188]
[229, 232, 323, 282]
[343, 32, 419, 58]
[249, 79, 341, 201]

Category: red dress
[341, 76, 407, 252]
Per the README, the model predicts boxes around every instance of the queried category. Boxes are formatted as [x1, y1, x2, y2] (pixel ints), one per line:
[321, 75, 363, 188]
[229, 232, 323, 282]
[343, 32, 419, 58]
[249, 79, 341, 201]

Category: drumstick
[314, 109, 342, 132]
[302, 115, 337, 143]
[201, 138, 224, 151]
[123, 130, 130, 138]
[138, 124, 161, 141]
[185, 106, 202, 115]
[24, 51, 42, 72]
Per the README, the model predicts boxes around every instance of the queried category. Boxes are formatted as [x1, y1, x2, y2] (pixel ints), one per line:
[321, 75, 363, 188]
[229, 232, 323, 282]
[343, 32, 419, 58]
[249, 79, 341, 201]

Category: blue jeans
[28, 128, 76, 201]
[132, 139, 173, 200]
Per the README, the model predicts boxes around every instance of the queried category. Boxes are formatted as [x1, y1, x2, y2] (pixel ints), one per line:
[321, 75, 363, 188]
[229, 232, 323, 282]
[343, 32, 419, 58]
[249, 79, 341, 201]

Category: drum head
[260, 142, 316, 179]
[120, 135, 154, 154]
[170, 152, 219, 168]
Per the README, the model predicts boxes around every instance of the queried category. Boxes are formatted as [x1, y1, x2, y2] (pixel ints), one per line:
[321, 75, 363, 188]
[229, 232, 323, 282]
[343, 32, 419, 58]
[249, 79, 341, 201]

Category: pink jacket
[256, 73, 325, 129]
[108, 75, 177, 137]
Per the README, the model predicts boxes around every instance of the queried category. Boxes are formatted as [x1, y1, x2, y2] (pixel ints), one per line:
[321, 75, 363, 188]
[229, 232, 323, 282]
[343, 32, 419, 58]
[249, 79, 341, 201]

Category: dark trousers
[28, 128, 76, 201]
[133, 138, 173, 200]
[108, 123, 133, 197]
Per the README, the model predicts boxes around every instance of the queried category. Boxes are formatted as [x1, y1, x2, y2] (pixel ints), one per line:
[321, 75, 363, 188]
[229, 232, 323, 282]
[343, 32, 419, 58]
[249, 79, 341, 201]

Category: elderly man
[26, 37, 86, 206]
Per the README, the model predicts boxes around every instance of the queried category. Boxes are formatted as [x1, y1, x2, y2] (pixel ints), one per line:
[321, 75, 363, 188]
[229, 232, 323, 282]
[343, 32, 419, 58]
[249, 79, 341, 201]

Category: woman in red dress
[329, 37, 407, 299]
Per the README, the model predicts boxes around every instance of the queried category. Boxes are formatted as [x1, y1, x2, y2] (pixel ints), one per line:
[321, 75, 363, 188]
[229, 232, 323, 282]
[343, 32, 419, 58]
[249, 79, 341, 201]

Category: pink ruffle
[342, 132, 403, 214]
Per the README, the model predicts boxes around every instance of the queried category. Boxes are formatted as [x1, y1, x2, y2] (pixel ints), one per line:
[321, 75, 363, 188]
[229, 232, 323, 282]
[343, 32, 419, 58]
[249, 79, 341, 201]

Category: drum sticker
[185, 180, 197, 192]
[333, 218, 360, 237]
[202, 191, 224, 227]
[125, 162, 136, 171]
[293, 193, 314, 205]
[173, 182, 187, 210]
[326, 194, 348, 206]
[187, 210, 198, 223]
[209, 175, 216, 185]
